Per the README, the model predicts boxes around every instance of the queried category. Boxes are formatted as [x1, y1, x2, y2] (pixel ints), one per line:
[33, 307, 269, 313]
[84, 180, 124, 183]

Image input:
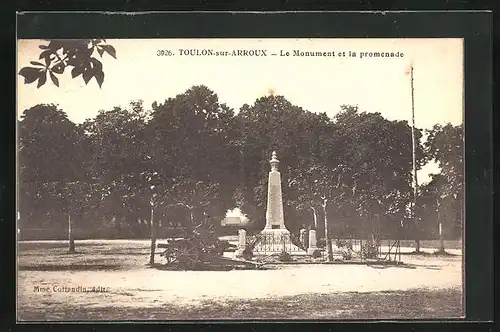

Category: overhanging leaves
[36, 70, 47, 88]
[18, 67, 42, 84]
[49, 71, 59, 87]
[19, 39, 116, 88]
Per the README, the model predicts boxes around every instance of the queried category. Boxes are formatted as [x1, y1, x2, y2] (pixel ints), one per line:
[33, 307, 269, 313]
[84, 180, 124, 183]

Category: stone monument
[261, 151, 289, 235]
[255, 151, 304, 254]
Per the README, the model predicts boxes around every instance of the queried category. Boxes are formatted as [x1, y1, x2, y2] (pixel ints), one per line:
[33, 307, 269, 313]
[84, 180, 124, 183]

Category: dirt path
[18, 255, 462, 310]
[17, 240, 463, 320]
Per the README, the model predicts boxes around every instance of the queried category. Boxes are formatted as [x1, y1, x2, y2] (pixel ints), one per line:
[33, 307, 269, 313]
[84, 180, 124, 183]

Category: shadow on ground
[150, 263, 268, 271]
[366, 263, 443, 270]
[401, 250, 459, 257]
[18, 264, 123, 271]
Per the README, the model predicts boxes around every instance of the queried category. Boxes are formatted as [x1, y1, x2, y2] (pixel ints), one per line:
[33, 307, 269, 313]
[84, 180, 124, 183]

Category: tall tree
[423, 123, 464, 242]
[80, 101, 152, 234]
[425, 124, 464, 196]
[149, 86, 239, 228]
[236, 94, 331, 232]
[418, 173, 449, 251]
[18, 104, 87, 250]
[19, 104, 84, 183]
[327, 105, 426, 242]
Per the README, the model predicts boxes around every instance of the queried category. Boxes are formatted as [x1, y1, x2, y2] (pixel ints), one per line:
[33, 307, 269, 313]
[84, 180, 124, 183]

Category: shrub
[336, 239, 353, 260]
[335, 239, 353, 250]
[361, 240, 379, 259]
[340, 248, 353, 260]
[290, 232, 306, 250]
[240, 234, 263, 260]
[317, 238, 325, 248]
[242, 247, 254, 260]
[312, 249, 322, 258]
[278, 250, 292, 262]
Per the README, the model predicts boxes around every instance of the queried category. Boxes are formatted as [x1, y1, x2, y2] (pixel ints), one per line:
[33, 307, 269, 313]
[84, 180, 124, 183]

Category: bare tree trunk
[437, 199, 445, 253]
[438, 222, 445, 253]
[412, 201, 421, 253]
[323, 199, 333, 262]
[149, 207, 156, 265]
[310, 206, 317, 229]
[68, 214, 75, 253]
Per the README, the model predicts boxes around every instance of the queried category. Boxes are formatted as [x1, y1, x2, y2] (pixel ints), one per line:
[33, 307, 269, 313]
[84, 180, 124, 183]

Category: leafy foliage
[149, 86, 240, 226]
[425, 124, 463, 196]
[242, 234, 263, 260]
[18, 104, 89, 231]
[236, 95, 331, 232]
[290, 232, 306, 251]
[278, 250, 292, 262]
[361, 240, 379, 259]
[17, 87, 463, 243]
[18, 39, 116, 88]
[330, 105, 425, 239]
[242, 247, 254, 260]
[336, 239, 353, 260]
[311, 249, 322, 258]
[418, 124, 464, 239]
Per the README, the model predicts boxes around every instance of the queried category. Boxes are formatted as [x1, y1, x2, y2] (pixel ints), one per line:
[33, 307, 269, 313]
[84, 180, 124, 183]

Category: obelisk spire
[270, 151, 279, 172]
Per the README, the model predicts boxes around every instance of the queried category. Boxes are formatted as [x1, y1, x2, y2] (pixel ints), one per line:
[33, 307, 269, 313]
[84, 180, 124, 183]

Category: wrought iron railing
[249, 232, 306, 253]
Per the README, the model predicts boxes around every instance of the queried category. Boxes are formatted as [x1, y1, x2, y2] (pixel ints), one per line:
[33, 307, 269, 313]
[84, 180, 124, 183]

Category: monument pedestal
[260, 228, 290, 236]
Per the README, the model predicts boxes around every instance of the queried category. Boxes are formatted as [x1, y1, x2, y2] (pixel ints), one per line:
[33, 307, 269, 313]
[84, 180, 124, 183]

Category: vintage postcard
[17, 38, 464, 321]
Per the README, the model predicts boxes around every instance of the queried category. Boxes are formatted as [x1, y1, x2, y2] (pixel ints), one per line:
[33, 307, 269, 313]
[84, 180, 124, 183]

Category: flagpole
[410, 65, 420, 252]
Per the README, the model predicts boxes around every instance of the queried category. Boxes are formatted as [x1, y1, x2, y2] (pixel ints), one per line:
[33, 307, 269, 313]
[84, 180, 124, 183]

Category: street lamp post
[409, 65, 420, 253]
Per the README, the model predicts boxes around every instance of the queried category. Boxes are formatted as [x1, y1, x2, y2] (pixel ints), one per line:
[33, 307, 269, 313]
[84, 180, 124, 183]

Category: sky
[17, 38, 464, 190]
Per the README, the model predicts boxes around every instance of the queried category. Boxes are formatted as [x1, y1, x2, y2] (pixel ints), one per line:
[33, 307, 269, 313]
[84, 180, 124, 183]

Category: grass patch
[18, 287, 462, 321]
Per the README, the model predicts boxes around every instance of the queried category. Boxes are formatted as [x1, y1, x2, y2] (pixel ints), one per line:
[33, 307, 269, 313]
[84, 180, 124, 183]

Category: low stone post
[307, 229, 318, 255]
[236, 229, 247, 257]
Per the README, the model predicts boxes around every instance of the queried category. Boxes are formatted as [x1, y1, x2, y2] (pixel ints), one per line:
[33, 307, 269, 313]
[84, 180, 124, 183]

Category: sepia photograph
[16, 38, 464, 321]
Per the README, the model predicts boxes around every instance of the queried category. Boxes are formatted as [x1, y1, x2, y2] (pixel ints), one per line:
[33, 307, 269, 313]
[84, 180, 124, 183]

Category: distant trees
[236, 101, 427, 243]
[17, 87, 464, 247]
[419, 124, 464, 246]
